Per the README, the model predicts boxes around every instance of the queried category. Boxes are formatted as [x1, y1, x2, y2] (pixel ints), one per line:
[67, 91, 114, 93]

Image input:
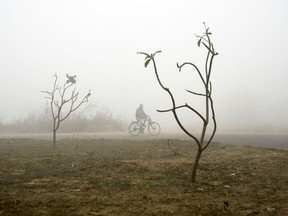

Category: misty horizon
[1, 0, 288, 133]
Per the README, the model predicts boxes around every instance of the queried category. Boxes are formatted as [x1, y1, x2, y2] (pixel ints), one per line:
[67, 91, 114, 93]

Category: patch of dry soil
[0, 138, 287, 215]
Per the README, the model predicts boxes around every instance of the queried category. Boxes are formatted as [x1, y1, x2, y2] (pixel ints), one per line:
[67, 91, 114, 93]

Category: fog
[1, 0, 288, 133]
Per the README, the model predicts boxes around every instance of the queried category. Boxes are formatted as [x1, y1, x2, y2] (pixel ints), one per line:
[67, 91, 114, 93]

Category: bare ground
[0, 138, 287, 215]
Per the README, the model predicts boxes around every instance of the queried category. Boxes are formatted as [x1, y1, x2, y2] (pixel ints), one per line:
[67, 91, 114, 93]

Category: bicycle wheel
[128, 122, 141, 136]
[148, 122, 161, 136]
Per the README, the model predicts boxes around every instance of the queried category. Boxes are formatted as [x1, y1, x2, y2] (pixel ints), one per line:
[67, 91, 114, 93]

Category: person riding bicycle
[128, 104, 160, 136]
[135, 104, 149, 130]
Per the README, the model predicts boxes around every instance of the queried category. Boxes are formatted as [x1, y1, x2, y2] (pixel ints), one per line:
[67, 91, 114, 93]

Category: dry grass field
[0, 138, 287, 215]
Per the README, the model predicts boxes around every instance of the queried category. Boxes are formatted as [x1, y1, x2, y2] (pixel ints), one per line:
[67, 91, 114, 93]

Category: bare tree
[138, 23, 218, 183]
[41, 74, 91, 148]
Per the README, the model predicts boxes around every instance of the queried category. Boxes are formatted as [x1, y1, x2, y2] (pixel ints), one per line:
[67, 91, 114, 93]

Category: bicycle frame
[138, 118, 151, 131]
[129, 117, 160, 136]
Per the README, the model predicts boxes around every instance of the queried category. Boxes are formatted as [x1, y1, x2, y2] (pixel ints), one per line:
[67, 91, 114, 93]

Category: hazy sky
[1, 0, 288, 132]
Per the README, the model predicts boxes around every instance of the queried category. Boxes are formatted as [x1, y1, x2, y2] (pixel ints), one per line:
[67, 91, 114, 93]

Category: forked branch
[138, 23, 218, 183]
[41, 73, 91, 148]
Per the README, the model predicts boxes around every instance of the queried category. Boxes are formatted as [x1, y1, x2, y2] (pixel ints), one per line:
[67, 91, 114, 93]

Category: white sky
[0, 0, 288, 132]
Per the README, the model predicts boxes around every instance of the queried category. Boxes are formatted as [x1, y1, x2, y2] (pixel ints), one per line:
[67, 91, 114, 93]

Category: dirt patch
[0, 138, 287, 215]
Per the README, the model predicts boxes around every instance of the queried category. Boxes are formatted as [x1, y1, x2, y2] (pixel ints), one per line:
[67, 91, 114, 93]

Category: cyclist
[135, 104, 149, 131]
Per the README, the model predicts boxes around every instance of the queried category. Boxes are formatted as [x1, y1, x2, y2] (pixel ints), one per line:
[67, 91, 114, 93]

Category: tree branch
[177, 62, 206, 85]
[186, 89, 206, 97]
[157, 103, 206, 123]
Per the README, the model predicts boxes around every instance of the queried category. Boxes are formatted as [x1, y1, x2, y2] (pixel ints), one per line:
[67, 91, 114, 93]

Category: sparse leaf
[144, 59, 151, 67]
[197, 38, 202, 47]
[151, 50, 162, 58]
[137, 52, 149, 56]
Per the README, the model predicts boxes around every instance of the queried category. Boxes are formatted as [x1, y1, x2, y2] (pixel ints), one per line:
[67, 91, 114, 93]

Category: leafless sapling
[41, 74, 91, 148]
[138, 23, 218, 183]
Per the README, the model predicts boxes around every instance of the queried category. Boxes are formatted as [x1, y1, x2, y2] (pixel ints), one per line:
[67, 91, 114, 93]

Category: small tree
[138, 23, 218, 183]
[42, 74, 91, 148]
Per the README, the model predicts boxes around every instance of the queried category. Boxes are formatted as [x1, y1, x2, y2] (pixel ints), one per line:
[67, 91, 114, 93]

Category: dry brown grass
[0, 138, 287, 215]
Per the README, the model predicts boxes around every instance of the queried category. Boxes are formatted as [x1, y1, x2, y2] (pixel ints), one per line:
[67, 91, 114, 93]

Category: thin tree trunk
[52, 118, 57, 149]
[53, 130, 56, 149]
[191, 148, 202, 183]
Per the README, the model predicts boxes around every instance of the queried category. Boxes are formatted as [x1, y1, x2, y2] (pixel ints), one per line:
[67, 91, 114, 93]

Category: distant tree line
[0, 108, 126, 134]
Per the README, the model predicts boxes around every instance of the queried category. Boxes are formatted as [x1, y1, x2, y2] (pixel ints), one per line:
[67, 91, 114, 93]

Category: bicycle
[128, 117, 161, 136]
